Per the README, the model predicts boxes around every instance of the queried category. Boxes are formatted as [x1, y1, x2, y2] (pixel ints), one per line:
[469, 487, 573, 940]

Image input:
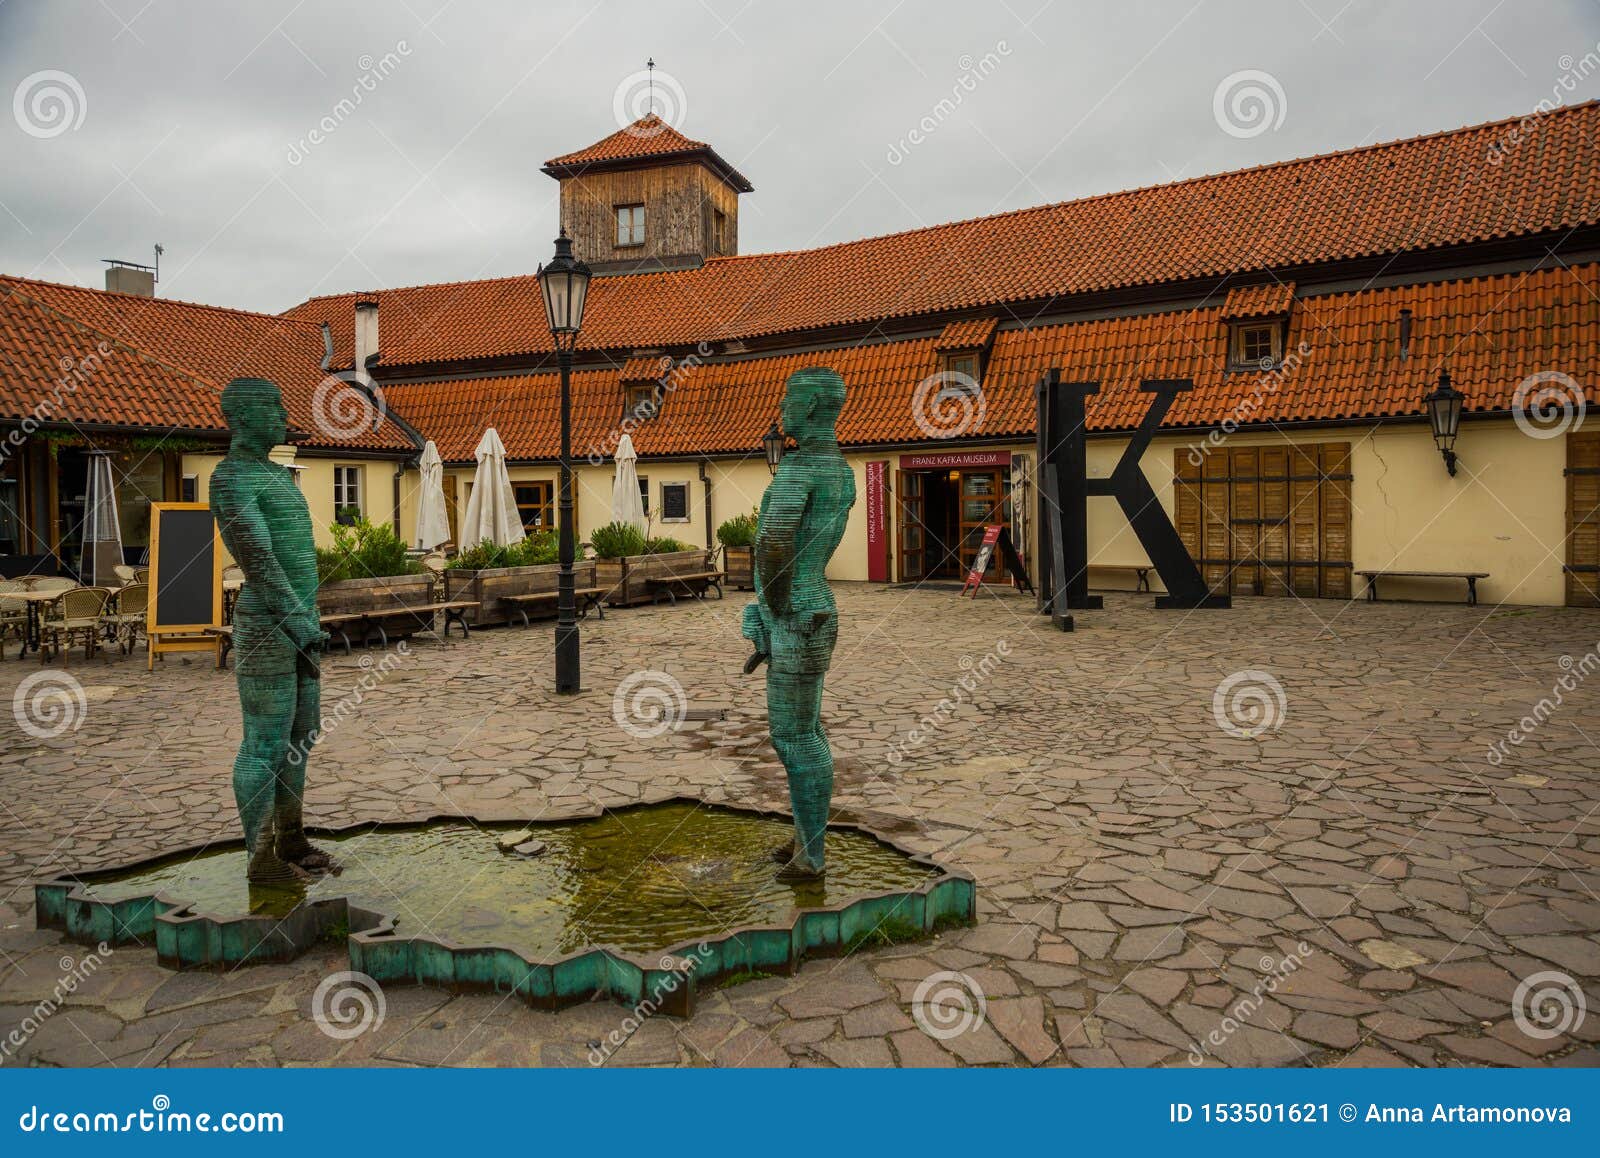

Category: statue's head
[220, 377, 289, 453]
[779, 367, 846, 445]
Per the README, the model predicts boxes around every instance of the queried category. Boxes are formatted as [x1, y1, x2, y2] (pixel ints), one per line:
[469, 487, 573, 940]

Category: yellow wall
[181, 450, 409, 551]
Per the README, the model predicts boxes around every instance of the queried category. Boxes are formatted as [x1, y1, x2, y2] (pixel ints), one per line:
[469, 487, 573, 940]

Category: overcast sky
[3, 0, 1599, 314]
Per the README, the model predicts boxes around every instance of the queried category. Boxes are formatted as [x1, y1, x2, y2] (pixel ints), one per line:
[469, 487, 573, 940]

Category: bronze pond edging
[33, 795, 977, 1018]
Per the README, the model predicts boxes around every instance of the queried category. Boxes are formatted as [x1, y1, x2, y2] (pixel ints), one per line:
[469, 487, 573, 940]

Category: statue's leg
[768, 667, 831, 878]
[274, 667, 336, 871]
[234, 672, 306, 884]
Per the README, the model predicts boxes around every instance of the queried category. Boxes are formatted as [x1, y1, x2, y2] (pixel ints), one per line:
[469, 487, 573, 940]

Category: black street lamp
[1424, 368, 1465, 477]
[761, 420, 786, 475]
[537, 231, 592, 694]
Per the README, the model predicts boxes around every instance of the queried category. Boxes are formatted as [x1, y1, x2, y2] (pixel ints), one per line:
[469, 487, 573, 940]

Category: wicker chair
[132, 567, 150, 584]
[113, 564, 138, 586]
[104, 582, 148, 655]
[0, 580, 26, 660]
[39, 586, 111, 664]
[421, 552, 447, 599]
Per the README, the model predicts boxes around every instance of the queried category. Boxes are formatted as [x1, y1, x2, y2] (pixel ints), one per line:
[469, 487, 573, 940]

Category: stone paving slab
[1, 586, 1598, 1067]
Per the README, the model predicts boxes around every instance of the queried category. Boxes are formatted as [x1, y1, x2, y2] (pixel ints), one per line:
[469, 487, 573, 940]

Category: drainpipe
[698, 459, 715, 555]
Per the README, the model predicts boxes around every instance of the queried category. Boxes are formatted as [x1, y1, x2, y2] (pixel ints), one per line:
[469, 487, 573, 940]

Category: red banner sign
[899, 449, 1012, 471]
[961, 525, 1004, 596]
[865, 460, 888, 582]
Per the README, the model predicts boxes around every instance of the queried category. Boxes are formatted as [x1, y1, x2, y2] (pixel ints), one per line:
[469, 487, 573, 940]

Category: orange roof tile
[1, 276, 414, 452]
[934, 317, 999, 351]
[542, 115, 754, 192]
[618, 353, 674, 382]
[1222, 281, 1295, 318]
[383, 262, 1600, 463]
[290, 102, 1600, 369]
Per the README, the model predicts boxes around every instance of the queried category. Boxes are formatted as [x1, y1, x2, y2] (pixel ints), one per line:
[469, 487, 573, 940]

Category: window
[180, 474, 198, 503]
[660, 482, 690, 523]
[333, 465, 363, 516]
[615, 204, 645, 247]
[713, 208, 728, 255]
[1229, 321, 1282, 370]
[515, 481, 555, 531]
[938, 350, 982, 398]
[638, 475, 650, 516]
[624, 381, 661, 419]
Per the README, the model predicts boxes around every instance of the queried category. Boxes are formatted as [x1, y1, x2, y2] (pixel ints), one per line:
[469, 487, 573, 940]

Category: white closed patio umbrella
[413, 440, 452, 550]
[611, 433, 646, 532]
[460, 428, 524, 547]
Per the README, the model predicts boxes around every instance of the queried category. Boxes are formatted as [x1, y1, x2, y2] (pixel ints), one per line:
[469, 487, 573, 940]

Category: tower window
[616, 204, 645, 247]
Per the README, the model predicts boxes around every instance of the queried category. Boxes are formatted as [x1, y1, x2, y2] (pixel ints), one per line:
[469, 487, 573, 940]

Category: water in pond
[80, 803, 939, 961]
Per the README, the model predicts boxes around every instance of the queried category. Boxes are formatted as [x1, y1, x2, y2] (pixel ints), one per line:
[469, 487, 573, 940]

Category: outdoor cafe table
[12, 589, 67, 656]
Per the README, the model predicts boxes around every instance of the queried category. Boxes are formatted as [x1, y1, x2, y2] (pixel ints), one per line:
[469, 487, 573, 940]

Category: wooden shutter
[1229, 447, 1260, 595]
[1258, 446, 1290, 595]
[1201, 448, 1231, 593]
[1569, 433, 1600, 606]
[1319, 443, 1353, 598]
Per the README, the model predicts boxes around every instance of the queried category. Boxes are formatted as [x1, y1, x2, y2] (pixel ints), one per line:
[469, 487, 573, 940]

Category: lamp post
[537, 231, 592, 694]
[762, 420, 786, 475]
[1424, 368, 1464, 477]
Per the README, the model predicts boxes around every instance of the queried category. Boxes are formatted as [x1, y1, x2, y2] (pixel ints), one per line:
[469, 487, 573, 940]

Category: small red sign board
[961, 525, 1004, 597]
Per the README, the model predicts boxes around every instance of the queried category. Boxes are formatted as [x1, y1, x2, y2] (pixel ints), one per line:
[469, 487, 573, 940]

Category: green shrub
[446, 531, 559, 570]
[644, 536, 692, 554]
[590, 521, 647, 559]
[317, 517, 422, 584]
[716, 510, 759, 548]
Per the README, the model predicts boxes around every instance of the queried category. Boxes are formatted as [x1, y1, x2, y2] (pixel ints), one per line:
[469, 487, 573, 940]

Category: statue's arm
[755, 471, 808, 619]
[216, 487, 303, 624]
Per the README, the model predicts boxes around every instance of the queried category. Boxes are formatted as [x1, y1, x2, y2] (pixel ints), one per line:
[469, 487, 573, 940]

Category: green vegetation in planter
[716, 510, 759, 548]
[644, 536, 692, 554]
[446, 532, 558, 570]
[590, 521, 647, 559]
[316, 517, 423, 584]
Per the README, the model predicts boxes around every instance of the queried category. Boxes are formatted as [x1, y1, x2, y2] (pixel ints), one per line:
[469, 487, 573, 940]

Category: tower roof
[541, 115, 754, 192]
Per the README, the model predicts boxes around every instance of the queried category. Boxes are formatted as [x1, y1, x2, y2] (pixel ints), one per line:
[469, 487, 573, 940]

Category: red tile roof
[934, 316, 999, 351]
[618, 353, 674, 382]
[1221, 281, 1296, 318]
[0, 276, 414, 452]
[382, 261, 1600, 463]
[290, 102, 1600, 369]
[542, 115, 754, 192]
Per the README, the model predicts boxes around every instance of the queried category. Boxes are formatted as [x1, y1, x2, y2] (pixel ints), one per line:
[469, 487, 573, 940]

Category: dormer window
[615, 204, 645, 247]
[625, 381, 661, 419]
[1229, 321, 1282, 370]
[940, 350, 981, 388]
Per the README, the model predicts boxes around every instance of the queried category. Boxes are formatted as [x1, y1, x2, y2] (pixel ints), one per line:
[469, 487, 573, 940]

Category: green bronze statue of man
[210, 378, 335, 884]
[742, 367, 856, 881]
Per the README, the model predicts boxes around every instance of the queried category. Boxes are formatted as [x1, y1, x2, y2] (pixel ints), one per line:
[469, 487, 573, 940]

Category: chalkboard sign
[147, 502, 222, 670]
[661, 481, 690, 522]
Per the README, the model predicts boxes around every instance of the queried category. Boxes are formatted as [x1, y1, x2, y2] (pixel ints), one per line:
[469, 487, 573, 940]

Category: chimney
[353, 300, 379, 380]
[103, 260, 155, 297]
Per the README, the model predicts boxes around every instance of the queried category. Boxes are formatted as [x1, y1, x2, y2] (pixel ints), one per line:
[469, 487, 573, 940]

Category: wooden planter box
[443, 560, 597, 627]
[316, 572, 436, 639]
[723, 545, 754, 590]
[595, 548, 715, 607]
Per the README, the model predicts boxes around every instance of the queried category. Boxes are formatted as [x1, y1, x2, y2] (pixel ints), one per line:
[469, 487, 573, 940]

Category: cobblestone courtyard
[2, 585, 1598, 1067]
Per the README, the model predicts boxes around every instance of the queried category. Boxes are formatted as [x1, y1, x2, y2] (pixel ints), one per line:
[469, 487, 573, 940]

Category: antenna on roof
[646, 57, 655, 116]
[153, 243, 163, 284]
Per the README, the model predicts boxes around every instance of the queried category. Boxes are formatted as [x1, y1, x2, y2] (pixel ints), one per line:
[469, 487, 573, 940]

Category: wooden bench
[1357, 570, 1489, 606]
[208, 607, 406, 668]
[1089, 564, 1152, 592]
[500, 586, 607, 627]
[645, 570, 725, 605]
[356, 600, 480, 647]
